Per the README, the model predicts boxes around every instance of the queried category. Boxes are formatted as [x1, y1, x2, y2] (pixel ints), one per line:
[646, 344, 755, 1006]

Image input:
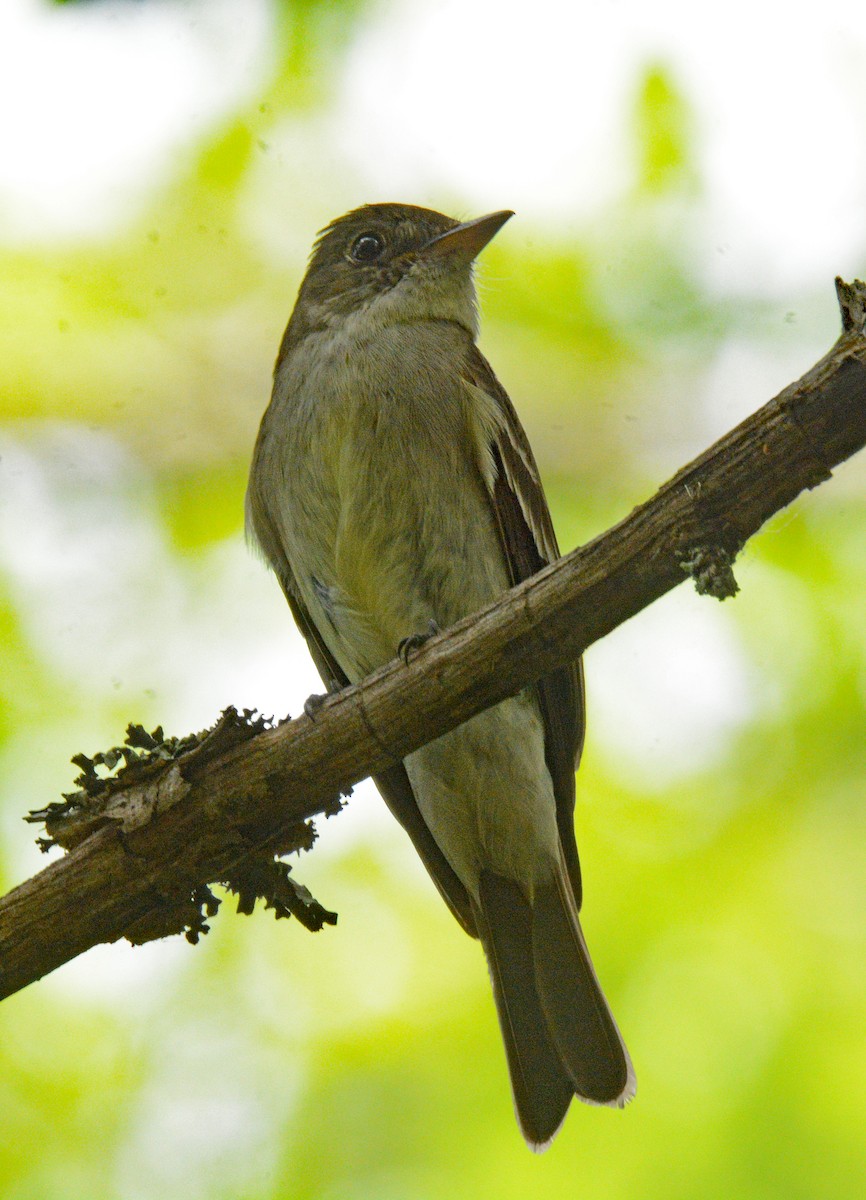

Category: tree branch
[2, 278, 865, 1003]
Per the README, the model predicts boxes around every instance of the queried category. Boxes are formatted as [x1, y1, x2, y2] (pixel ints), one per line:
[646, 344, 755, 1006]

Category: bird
[246, 202, 634, 1148]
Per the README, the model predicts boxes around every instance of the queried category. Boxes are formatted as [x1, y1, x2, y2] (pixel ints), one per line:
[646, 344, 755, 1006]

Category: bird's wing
[245, 486, 477, 936]
[461, 345, 586, 907]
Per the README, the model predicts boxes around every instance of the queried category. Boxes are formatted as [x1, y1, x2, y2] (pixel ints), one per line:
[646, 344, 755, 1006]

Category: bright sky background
[0, 0, 274, 238]
[2, 0, 865, 293]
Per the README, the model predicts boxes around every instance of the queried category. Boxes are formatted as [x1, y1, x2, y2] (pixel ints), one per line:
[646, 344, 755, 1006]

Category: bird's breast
[270, 321, 509, 678]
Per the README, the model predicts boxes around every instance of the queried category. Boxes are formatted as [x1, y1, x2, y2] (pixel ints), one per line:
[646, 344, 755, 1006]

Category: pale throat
[329, 265, 480, 343]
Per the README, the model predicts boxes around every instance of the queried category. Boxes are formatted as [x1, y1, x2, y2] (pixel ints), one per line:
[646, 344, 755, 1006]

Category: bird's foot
[303, 692, 329, 719]
[397, 619, 441, 664]
[304, 678, 347, 719]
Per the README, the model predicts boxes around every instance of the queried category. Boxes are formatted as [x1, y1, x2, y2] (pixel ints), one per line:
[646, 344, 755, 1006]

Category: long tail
[475, 869, 634, 1150]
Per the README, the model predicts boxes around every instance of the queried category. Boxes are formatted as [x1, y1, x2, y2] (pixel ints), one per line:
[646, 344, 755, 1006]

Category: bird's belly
[404, 693, 560, 894]
[287, 417, 509, 682]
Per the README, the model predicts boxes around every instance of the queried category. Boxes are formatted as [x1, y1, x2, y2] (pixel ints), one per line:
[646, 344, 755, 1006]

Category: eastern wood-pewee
[246, 203, 634, 1147]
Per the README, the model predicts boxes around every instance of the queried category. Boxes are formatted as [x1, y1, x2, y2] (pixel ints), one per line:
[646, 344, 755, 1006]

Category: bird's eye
[350, 232, 384, 263]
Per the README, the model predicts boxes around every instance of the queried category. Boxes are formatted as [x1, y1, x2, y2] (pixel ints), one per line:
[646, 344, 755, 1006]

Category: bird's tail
[475, 868, 634, 1150]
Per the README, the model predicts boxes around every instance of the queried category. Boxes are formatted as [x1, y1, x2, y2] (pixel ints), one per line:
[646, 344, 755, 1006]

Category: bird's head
[285, 202, 513, 345]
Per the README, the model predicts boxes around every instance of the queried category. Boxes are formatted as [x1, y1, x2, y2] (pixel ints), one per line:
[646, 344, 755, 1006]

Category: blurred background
[2, 0, 866, 1196]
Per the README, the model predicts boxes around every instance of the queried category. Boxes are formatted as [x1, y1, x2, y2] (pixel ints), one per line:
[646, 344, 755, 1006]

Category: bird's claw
[303, 692, 329, 719]
[397, 619, 441, 664]
[304, 678, 346, 719]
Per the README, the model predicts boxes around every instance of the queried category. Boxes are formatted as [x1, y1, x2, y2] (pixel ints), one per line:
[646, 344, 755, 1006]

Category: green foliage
[633, 65, 697, 196]
[2, 8, 865, 1198]
[158, 464, 249, 552]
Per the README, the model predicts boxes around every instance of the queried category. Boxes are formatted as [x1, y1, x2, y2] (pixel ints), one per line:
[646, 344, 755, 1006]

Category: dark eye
[350, 232, 384, 262]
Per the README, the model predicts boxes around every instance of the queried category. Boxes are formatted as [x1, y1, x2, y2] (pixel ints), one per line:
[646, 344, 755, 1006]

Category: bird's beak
[422, 210, 514, 263]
